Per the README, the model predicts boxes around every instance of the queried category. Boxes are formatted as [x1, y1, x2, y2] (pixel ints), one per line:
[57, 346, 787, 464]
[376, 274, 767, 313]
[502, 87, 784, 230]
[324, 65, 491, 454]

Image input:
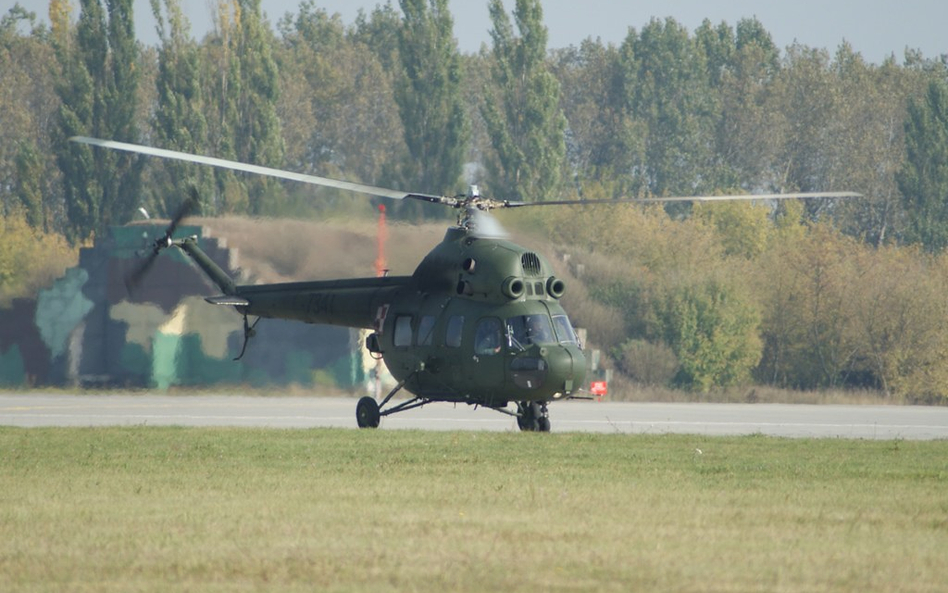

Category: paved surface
[2, 394, 948, 439]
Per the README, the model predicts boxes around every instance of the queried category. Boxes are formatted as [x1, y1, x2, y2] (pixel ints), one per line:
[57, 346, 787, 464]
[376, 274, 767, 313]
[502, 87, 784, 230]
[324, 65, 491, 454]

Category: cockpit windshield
[552, 314, 579, 345]
[507, 314, 556, 348]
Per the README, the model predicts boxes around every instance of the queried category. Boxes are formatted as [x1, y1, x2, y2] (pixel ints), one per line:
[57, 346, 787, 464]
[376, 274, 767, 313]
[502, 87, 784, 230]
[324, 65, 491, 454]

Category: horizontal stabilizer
[205, 295, 250, 307]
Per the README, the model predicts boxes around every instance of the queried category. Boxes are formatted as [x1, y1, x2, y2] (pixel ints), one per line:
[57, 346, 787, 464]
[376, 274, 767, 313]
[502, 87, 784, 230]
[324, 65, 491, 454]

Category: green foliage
[693, 201, 772, 258]
[850, 246, 948, 403]
[53, 0, 143, 242]
[898, 78, 948, 252]
[148, 0, 213, 217]
[622, 18, 717, 197]
[395, 0, 469, 196]
[654, 277, 762, 391]
[200, 0, 285, 215]
[275, 1, 407, 216]
[482, 0, 566, 201]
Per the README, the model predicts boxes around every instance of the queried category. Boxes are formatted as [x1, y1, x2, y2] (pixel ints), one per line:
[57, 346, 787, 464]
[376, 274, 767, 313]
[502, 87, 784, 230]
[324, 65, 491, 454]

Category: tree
[655, 276, 761, 391]
[276, 2, 406, 216]
[701, 18, 782, 191]
[551, 39, 645, 199]
[754, 224, 862, 388]
[897, 77, 948, 252]
[148, 0, 213, 216]
[621, 18, 717, 197]
[395, 0, 468, 196]
[828, 50, 917, 246]
[1, 5, 62, 231]
[853, 245, 948, 400]
[202, 0, 284, 215]
[482, 0, 566, 201]
[53, 0, 143, 242]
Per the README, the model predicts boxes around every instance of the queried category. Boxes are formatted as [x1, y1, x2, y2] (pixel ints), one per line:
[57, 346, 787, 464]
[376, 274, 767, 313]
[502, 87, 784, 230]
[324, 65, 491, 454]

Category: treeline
[3, 0, 948, 399]
[530, 201, 948, 403]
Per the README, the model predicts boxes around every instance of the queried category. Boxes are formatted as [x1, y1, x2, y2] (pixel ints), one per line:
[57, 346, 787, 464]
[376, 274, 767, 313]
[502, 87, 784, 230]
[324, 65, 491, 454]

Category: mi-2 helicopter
[71, 136, 859, 431]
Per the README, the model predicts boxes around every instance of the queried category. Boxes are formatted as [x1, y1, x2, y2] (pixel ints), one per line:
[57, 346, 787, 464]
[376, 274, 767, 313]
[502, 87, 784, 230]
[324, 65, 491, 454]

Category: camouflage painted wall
[0, 224, 362, 390]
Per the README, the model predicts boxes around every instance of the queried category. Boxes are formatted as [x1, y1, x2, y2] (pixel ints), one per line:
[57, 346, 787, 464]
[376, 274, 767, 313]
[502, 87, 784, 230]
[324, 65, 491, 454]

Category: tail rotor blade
[125, 249, 159, 293]
[124, 189, 200, 293]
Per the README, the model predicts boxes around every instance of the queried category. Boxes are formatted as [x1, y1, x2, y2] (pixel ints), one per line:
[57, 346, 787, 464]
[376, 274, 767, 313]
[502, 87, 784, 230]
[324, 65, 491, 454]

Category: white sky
[10, 0, 948, 63]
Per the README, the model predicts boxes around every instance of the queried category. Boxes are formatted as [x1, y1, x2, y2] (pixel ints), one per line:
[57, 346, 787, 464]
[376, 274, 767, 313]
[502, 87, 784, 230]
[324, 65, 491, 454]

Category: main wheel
[356, 396, 381, 429]
[537, 416, 551, 432]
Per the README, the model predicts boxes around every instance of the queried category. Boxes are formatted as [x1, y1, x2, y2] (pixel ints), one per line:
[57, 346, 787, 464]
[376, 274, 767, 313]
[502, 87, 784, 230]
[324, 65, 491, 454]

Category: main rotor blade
[502, 191, 863, 208]
[70, 136, 445, 203]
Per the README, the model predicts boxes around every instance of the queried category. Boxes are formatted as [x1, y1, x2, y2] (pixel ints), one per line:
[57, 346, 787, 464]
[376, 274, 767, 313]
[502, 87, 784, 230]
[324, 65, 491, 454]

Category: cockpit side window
[474, 317, 503, 355]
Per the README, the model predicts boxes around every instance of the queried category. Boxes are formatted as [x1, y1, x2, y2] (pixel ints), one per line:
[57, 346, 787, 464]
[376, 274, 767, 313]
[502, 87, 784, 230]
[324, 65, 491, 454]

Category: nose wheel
[517, 401, 551, 432]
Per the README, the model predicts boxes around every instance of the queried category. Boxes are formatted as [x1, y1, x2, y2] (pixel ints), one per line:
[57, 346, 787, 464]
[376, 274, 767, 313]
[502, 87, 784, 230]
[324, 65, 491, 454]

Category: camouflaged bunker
[0, 224, 367, 390]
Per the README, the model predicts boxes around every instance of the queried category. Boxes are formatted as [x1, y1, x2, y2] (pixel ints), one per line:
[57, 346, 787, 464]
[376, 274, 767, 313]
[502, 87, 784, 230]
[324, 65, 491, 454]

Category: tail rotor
[125, 188, 199, 292]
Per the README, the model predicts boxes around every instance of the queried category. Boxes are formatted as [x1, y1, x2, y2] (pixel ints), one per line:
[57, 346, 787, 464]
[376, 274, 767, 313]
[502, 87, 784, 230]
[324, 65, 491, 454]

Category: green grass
[1, 428, 946, 592]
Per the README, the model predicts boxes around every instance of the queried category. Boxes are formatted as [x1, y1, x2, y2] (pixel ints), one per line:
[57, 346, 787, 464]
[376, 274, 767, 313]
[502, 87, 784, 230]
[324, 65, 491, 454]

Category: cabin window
[474, 317, 503, 355]
[417, 315, 436, 346]
[552, 314, 579, 345]
[445, 315, 464, 348]
[394, 315, 413, 347]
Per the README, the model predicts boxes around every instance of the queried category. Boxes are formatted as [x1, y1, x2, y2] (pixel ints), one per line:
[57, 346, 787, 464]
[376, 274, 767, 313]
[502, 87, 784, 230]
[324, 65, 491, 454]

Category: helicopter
[70, 136, 859, 431]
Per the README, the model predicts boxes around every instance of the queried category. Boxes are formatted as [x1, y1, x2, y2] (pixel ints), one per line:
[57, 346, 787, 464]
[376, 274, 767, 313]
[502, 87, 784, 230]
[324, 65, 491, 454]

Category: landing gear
[354, 382, 551, 432]
[517, 401, 551, 432]
[356, 396, 380, 428]
[355, 377, 430, 429]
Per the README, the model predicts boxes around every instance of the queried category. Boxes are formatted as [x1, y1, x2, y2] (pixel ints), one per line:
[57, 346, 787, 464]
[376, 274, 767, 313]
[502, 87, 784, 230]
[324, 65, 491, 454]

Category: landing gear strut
[354, 381, 552, 432]
[356, 376, 428, 429]
[517, 401, 551, 432]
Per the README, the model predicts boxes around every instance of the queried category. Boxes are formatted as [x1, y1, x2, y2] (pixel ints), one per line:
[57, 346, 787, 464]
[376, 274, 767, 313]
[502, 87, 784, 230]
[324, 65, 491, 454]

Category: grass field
[1, 428, 946, 592]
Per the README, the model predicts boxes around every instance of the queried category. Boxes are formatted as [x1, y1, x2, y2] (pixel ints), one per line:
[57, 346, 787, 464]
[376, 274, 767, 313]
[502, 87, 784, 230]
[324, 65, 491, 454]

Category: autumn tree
[654, 275, 762, 391]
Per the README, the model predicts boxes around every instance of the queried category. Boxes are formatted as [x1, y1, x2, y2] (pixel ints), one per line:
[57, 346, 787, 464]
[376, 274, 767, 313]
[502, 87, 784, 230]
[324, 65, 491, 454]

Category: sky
[9, 0, 948, 64]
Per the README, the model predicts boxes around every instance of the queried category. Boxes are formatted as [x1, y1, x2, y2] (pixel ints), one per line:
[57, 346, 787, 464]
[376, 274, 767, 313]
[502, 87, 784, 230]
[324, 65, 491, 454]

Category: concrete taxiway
[2, 394, 948, 439]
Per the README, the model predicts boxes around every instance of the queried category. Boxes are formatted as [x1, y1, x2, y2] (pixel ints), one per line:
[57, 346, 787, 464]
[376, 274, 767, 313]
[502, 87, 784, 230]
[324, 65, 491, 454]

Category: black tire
[356, 396, 381, 429]
[537, 416, 551, 432]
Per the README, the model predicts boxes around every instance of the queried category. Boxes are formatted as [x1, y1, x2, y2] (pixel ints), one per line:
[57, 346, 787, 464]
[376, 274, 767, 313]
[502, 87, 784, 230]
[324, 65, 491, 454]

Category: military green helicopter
[71, 136, 858, 431]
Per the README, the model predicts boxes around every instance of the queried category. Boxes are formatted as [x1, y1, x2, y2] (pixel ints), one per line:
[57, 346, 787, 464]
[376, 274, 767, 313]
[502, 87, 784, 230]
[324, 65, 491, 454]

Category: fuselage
[227, 225, 586, 405]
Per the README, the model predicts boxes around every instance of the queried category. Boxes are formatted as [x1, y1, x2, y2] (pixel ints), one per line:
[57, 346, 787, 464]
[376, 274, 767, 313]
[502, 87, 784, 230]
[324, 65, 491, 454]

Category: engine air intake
[521, 252, 542, 277]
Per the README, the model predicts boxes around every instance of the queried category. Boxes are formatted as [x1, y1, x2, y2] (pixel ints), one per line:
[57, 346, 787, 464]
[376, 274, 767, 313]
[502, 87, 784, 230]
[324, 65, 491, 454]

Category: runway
[2, 393, 948, 439]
